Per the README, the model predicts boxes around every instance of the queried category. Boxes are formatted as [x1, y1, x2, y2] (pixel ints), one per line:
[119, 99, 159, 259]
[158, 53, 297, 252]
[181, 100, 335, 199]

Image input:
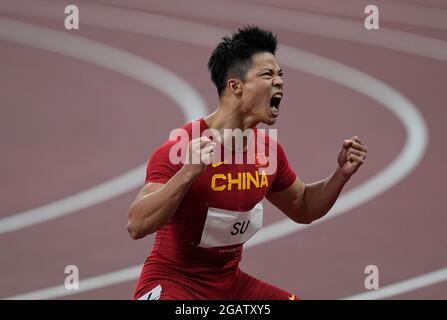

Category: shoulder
[152, 120, 198, 153]
[149, 119, 205, 162]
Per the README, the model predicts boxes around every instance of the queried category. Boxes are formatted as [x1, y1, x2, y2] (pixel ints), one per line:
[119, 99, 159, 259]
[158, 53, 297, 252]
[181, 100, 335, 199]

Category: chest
[189, 163, 275, 211]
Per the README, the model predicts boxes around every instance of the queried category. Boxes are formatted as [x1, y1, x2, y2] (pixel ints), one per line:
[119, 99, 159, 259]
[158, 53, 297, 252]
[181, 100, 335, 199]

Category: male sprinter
[128, 26, 367, 300]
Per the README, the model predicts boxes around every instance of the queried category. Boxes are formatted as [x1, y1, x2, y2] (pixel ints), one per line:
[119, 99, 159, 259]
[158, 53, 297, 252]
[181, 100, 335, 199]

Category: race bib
[198, 203, 263, 248]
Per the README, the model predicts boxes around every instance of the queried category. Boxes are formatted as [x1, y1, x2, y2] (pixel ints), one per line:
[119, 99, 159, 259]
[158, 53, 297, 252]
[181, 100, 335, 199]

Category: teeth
[271, 106, 279, 112]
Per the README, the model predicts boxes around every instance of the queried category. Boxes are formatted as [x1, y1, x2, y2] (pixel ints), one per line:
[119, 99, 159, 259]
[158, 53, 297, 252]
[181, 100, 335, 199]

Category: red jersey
[134, 118, 296, 299]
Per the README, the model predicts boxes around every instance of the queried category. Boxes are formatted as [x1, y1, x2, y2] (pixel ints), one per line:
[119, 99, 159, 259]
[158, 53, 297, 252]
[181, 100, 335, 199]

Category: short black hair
[207, 25, 278, 97]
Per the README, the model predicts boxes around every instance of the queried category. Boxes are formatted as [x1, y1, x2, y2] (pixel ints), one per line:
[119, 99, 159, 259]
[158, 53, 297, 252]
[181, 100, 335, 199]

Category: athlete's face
[240, 52, 284, 125]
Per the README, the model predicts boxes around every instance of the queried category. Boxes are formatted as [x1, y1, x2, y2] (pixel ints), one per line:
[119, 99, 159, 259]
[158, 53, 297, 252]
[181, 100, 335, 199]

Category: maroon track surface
[1, 0, 446, 299]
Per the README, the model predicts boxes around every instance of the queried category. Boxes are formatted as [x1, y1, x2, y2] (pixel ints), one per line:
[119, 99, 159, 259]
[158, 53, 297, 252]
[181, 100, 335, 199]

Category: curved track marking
[344, 267, 447, 300]
[0, 18, 207, 234]
[0, 0, 428, 238]
[245, 0, 447, 30]
[6, 266, 142, 300]
[2, 0, 447, 61]
[0, 4, 429, 298]
[8, 265, 447, 300]
[249, 46, 428, 245]
[102, 0, 447, 62]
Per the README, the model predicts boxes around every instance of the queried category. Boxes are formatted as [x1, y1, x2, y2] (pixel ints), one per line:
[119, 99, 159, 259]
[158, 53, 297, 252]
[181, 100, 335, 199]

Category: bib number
[198, 203, 263, 248]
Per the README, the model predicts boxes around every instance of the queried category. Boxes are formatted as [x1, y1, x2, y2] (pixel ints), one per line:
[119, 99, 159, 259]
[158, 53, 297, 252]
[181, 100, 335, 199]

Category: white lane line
[343, 267, 447, 300]
[1, 6, 428, 298]
[0, 18, 208, 234]
[8, 265, 446, 300]
[0, 0, 227, 48]
[0, 0, 428, 234]
[248, 45, 428, 246]
[247, 0, 447, 30]
[2, 0, 447, 62]
[129, 0, 447, 62]
[5, 266, 142, 300]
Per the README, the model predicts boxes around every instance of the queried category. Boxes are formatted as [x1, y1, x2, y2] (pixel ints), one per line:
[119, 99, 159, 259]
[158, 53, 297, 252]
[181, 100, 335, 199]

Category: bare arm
[266, 136, 367, 224]
[127, 137, 215, 239]
[127, 168, 195, 239]
[266, 168, 349, 224]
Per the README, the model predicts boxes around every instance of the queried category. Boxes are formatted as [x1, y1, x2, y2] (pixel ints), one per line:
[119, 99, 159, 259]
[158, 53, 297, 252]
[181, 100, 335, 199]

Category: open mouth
[269, 93, 282, 114]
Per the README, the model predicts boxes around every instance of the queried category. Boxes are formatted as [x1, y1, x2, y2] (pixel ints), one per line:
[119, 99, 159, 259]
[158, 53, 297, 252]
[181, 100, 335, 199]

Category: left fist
[337, 136, 367, 179]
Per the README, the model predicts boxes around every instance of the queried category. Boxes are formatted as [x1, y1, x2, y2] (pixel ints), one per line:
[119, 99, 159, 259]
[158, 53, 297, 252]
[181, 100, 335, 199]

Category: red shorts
[135, 268, 298, 300]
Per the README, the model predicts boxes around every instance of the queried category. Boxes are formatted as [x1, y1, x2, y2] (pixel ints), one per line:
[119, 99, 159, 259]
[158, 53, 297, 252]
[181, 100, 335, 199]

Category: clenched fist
[337, 136, 367, 179]
[183, 137, 216, 178]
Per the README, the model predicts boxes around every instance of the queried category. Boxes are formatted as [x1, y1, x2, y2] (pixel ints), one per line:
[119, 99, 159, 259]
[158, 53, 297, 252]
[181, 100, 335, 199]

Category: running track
[0, 0, 446, 300]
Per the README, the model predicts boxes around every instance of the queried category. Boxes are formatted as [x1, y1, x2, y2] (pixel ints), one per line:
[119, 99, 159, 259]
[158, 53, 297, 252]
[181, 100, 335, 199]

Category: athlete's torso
[149, 119, 278, 265]
[135, 119, 295, 296]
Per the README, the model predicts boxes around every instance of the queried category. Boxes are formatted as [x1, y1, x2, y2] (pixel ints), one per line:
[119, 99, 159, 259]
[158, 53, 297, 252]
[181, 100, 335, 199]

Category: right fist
[184, 137, 216, 177]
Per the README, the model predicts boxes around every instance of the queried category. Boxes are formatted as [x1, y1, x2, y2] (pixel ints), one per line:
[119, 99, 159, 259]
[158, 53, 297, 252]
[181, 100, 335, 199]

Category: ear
[227, 79, 242, 95]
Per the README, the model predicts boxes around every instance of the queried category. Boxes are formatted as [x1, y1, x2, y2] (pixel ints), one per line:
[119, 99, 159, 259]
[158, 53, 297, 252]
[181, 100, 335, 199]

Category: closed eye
[261, 72, 283, 77]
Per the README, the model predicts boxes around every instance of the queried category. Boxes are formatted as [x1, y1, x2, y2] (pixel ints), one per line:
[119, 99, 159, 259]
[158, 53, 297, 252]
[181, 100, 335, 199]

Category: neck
[203, 101, 258, 152]
[204, 102, 257, 132]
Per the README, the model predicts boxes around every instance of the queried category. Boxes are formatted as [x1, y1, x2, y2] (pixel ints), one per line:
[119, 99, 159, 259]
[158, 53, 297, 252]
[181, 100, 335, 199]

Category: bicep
[266, 177, 307, 222]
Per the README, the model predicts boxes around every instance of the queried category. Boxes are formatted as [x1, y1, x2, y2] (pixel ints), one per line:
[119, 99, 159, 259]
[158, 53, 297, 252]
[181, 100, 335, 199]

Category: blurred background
[0, 0, 446, 299]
